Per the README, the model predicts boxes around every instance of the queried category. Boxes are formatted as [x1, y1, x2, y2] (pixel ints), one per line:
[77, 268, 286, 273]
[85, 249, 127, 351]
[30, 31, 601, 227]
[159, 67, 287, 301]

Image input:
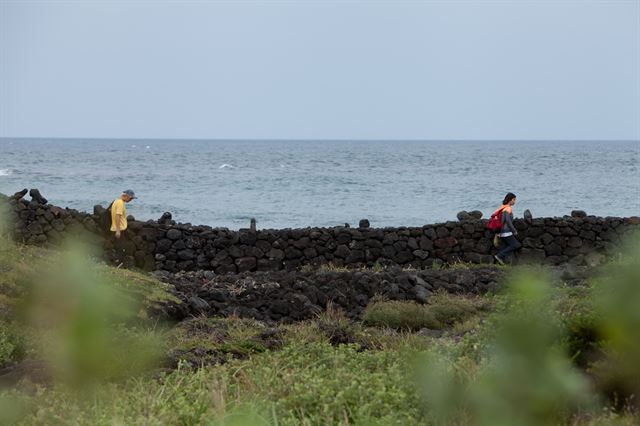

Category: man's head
[121, 189, 137, 203]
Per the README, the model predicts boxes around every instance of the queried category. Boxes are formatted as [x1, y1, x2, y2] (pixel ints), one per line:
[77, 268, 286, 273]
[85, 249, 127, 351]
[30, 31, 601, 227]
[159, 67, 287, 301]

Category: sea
[0, 139, 638, 230]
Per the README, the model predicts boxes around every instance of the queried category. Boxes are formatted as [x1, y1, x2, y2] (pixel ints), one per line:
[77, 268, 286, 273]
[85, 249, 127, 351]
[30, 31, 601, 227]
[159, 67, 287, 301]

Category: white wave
[0, 169, 11, 176]
[131, 144, 137, 148]
[146, 145, 151, 149]
[219, 164, 235, 169]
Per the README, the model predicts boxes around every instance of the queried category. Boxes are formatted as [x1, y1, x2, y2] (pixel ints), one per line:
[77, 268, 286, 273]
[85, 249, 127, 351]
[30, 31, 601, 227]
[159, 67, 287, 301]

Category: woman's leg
[497, 235, 520, 259]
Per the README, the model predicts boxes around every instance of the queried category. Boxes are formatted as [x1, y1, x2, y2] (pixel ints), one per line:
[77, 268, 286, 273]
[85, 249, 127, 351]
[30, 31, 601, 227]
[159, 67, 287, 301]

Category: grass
[362, 291, 491, 331]
[1, 230, 639, 425]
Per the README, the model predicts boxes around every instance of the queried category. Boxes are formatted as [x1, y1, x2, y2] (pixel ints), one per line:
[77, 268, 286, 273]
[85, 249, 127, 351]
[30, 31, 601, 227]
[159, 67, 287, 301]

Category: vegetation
[0, 204, 638, 425]
[362, 291, 490, 331]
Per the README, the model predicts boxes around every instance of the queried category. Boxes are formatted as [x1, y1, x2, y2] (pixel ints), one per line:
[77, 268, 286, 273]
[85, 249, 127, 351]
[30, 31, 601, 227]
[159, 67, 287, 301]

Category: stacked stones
[137, 214, 636, 273]
[2, 189, 99, 246]
[2, 189, 637, 273]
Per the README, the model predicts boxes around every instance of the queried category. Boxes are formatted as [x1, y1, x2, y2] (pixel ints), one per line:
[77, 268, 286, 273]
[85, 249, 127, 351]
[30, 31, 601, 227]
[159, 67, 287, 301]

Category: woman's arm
[502, 210, 517, 234]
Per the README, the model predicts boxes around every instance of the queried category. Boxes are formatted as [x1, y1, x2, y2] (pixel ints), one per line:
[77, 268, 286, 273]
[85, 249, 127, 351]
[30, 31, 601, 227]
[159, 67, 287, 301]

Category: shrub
[363, 299, 440, 330]
[0, 321, 24, 367]
[363, 292, 486, 331]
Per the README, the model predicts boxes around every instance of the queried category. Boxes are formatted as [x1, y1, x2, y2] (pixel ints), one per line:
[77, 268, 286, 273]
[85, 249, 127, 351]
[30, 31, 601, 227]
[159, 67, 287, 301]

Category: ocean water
[0, 139, 638, 229]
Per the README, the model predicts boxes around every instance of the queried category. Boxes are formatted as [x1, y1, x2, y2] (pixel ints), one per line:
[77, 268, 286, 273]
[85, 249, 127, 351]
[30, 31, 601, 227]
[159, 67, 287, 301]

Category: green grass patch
[363, 291, 491, 331]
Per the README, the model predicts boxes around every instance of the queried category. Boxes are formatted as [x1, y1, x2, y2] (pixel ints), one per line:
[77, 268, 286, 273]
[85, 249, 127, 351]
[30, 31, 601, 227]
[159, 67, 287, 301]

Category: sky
[1, 0, 639, 140]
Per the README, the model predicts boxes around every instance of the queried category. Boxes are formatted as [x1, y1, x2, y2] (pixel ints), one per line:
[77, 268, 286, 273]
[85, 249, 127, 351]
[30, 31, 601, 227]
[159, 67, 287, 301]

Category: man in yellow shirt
[111, 189, 137, 239]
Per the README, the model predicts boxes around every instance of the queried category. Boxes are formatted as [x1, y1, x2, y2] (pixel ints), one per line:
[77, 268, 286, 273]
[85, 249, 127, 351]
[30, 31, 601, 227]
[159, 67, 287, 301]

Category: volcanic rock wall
[2, 190, 637, 273]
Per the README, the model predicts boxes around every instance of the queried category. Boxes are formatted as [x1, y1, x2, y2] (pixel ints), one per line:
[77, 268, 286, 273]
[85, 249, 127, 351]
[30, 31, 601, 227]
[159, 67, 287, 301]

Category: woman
[493, 192, 520, 265]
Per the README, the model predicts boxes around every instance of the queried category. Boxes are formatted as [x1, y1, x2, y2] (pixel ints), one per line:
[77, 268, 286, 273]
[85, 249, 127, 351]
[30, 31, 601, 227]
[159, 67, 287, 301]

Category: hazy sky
[1, 0, 638, 140]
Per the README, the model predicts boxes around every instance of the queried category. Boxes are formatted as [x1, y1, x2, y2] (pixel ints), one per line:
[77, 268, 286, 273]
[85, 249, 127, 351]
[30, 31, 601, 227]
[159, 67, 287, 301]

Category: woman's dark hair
[503, 192, 517, 205]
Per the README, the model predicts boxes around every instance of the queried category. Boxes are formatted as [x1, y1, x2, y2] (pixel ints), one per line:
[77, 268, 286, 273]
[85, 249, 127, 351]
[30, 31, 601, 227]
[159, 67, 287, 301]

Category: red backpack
[487, 207, 505, 232]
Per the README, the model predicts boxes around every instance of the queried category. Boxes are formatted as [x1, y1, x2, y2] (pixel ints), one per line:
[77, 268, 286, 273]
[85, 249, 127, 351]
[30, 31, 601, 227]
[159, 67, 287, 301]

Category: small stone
[27, 222, 44, 235]
[469, 210, 483, 220]
[268, 248, 285, 261]
[567, 237, 583, 248]
[524, 209, 533, 222]
[156, 239, 172, 253]
[235, 257, 257, 272]
[457, 211, 471, 221]
[166, 229, 182, 240]
[177, 249, 195, 260]
[157, 212, 173, 225]
[188, 296, 210, 313]
[334, 244, 351, 259]
[584, 252, 605, 267]
[29, 188, 48, 204]
[358, 219, 370, 229]
[413, 285, 432, 303]
[571, 210, 587, 218]
[13, 188, 28, 199]
[412, 249, 430, 260]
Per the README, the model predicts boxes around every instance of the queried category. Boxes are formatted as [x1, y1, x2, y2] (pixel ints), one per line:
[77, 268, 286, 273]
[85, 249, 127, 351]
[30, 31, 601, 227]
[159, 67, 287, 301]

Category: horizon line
[2, 136, 639, 143]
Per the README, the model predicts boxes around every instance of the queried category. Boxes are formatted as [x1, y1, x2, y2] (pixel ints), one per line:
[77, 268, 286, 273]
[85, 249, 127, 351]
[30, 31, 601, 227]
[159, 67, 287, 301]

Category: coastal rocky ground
[159, 264, 592, 323]
[1, 188, 635, 323]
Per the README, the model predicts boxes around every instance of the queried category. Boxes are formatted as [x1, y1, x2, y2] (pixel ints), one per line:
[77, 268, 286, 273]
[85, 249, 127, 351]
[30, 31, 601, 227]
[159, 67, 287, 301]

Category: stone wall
[2, 189, 638, 273]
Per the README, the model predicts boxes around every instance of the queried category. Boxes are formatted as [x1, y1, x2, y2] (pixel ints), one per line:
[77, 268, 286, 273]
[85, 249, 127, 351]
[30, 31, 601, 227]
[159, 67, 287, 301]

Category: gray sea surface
[0, 139, 638, 229]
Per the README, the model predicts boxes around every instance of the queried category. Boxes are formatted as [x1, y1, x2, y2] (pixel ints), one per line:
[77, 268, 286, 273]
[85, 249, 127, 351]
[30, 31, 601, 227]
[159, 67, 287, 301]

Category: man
[109, 189, 137, 266]
[111, 189, 137, 238]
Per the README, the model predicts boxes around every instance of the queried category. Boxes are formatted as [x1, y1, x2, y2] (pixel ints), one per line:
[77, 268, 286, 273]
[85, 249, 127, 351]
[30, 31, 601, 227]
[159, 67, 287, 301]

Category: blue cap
[123, 189, 137, 199]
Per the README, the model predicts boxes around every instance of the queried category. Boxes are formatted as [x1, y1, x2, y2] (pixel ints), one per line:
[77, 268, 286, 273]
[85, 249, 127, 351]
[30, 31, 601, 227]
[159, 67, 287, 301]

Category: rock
[559, 264, 580, 282]
[584, 252, 605, 267]
[157, 212, 173, 225]
[412, 249, 430, 260]
[92, 204, 106, 217]
[358, 219, 370, 229]
[166, 229, 182, 240]
[29, 188, 48, 204]
[394, 250, 414, 264]
[523, 209, 533, 222]
[334, 244, 350, 259]
[156, 238, 173, 253]
[469, 210, 483, 220]
[519, 248, 546, 264]
[235, 257, 257, 272]
[545, 242, 562, 256]
[434, 237, 457, 249]
[345, 250, 365, 263]
[268, 248, 285, 261]
[177, 249, 195, 260]
[229, 246, 244, 258]
[567, 237, 583, 248]
[27, 222, 44, 235]
[571, 210, 587, 218]
[12, 188, 28, 199]
[457, 211, 471, 221]
[413, 285, 432, 303]
[188, 296, 210, 313]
